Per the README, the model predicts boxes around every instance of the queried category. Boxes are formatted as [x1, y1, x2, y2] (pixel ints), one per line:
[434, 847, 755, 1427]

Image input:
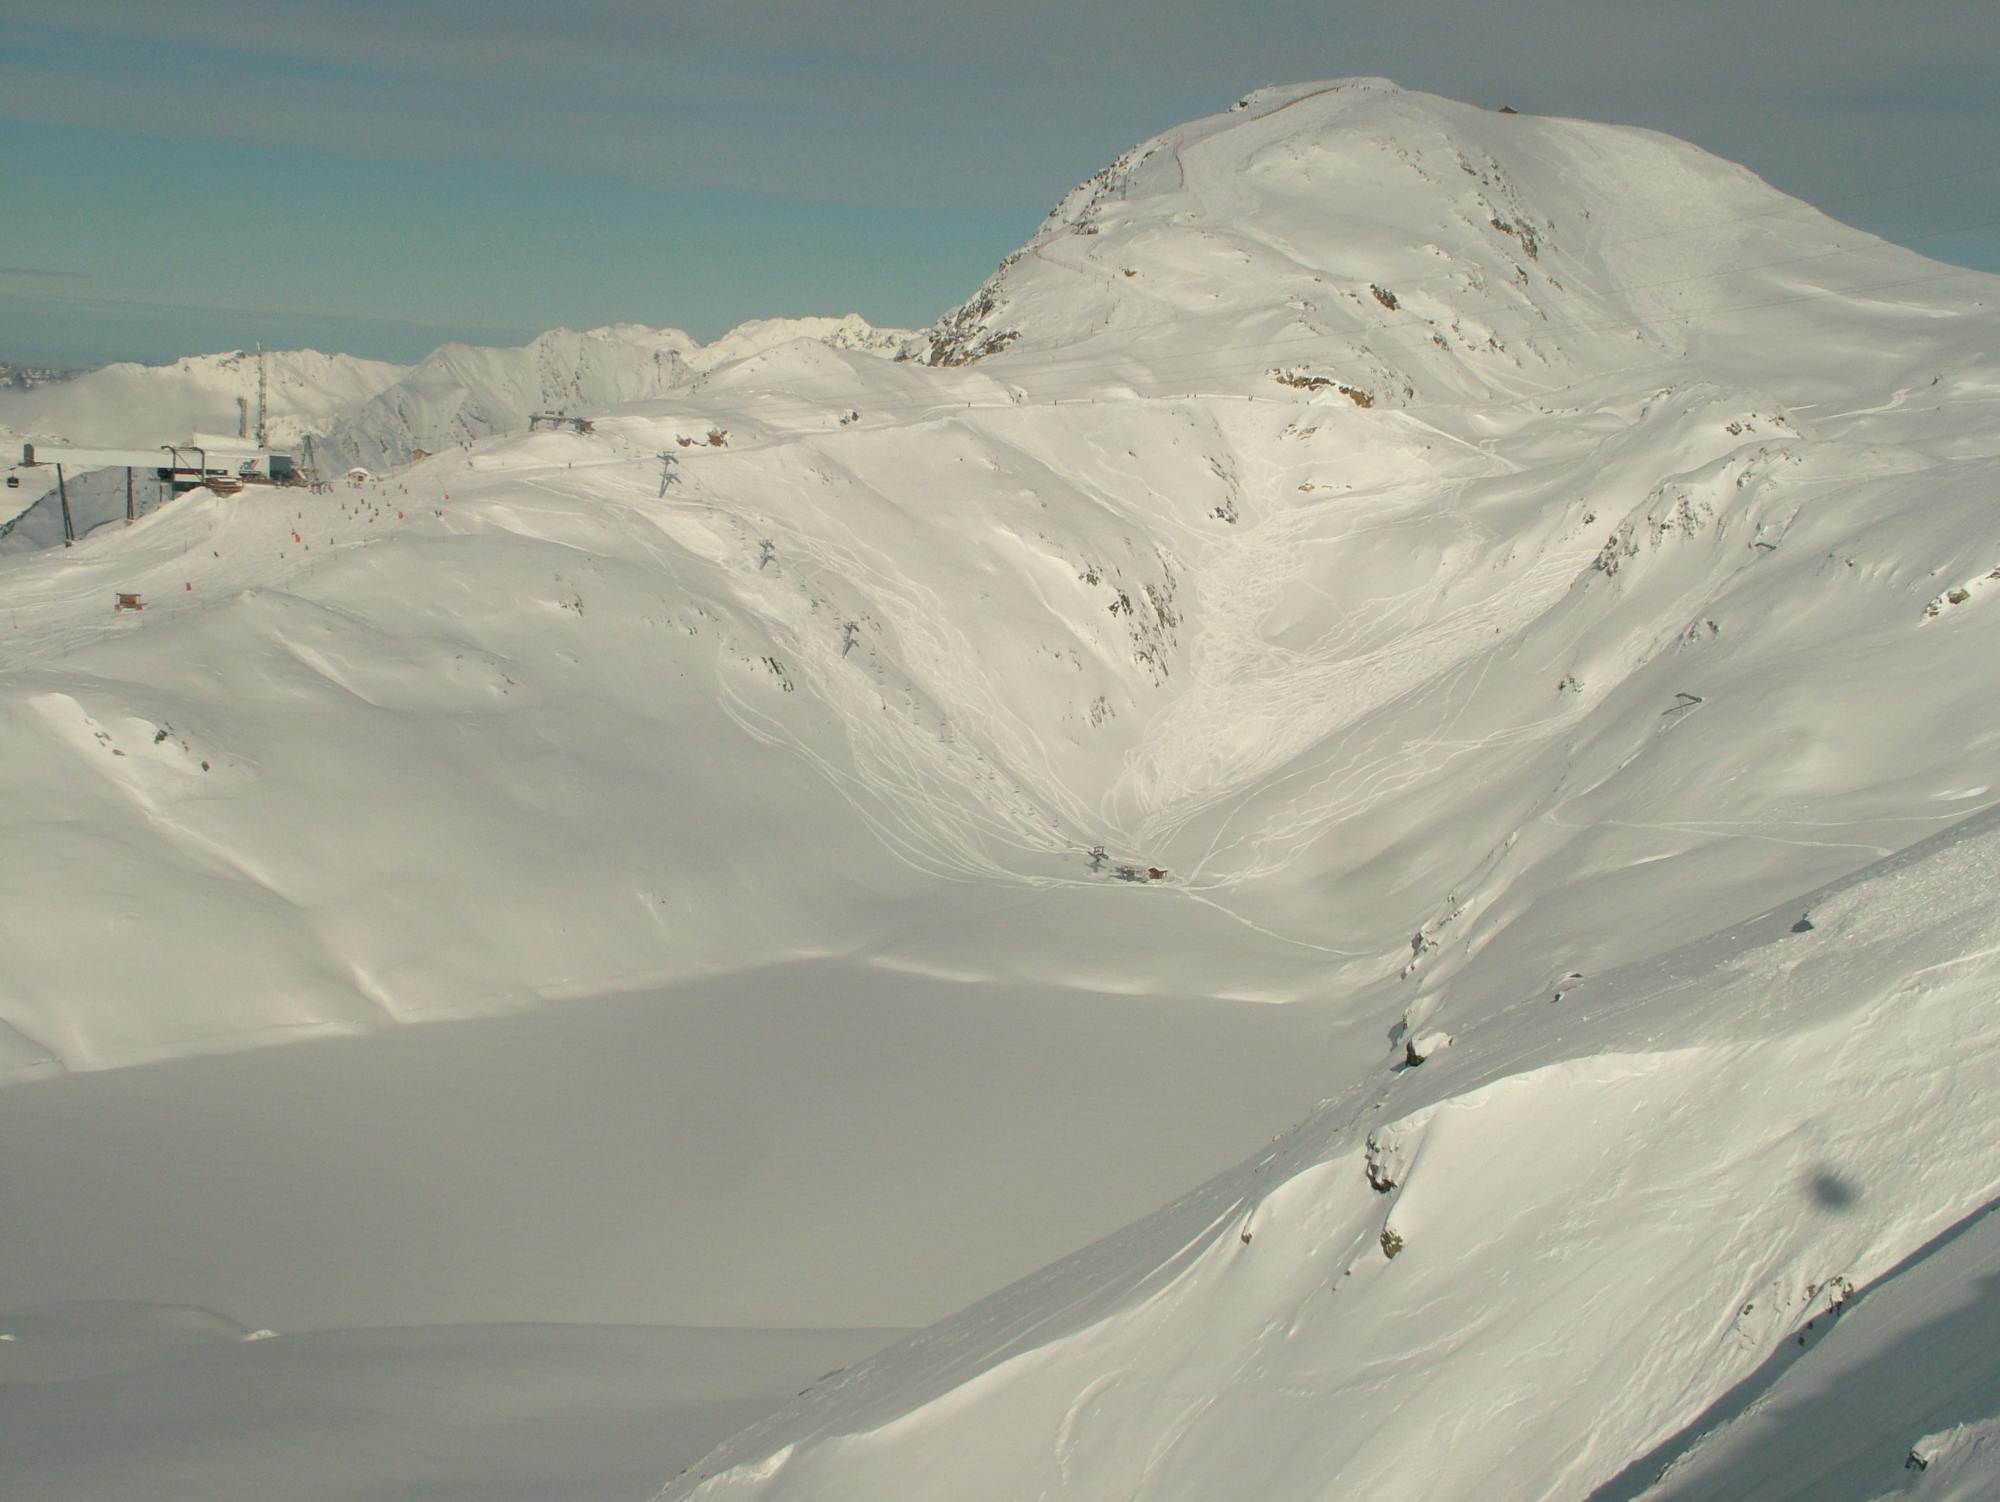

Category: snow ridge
[313, 317, 914, 472]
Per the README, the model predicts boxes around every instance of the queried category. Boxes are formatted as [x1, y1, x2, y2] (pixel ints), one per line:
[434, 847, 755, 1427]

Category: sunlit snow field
[0, 965, 1348, 1495]
[5, 78, 2000, 1502]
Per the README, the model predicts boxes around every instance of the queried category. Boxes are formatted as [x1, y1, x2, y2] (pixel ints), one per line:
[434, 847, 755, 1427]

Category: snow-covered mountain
[0, 363, 83, 392]
[640, 81, 2000, 1501]
[2, 78, 1998, 1501]
[1, 316, 913, 547]
[0, 345, 413, 552]
[0, 346, 408, 452]
[312, 316, 913, 472]
[0, 320, 915, 469]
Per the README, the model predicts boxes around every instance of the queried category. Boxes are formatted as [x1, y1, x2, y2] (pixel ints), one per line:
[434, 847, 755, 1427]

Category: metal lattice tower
[255, 342, 269, 449]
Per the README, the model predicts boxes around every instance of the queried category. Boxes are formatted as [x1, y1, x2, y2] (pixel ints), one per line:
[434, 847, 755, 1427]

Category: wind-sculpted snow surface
[660, 808, 2000, 1502]
[2, 77, 1998, 1496]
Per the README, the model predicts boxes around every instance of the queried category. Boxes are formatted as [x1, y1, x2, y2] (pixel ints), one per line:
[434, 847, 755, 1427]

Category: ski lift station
[3, 346, 321, 545]
[15, 437, 297, 487]
[9, 436, 300, 546]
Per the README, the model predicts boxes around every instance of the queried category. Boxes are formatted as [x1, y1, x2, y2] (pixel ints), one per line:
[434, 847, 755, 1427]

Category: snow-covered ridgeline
[0, 346, 407, 453]
[0, 85, 1992, 1078]
[0, 315, 915, 508]
[638, 80, 2000, 1502]
[311, 316, 914, 473]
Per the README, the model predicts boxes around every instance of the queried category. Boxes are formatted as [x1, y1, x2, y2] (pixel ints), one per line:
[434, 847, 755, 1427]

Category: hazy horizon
[5, 1, 1999, 371]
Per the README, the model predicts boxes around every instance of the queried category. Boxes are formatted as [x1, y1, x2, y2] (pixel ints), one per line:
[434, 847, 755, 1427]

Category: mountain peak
[921, 80, 1971, 406]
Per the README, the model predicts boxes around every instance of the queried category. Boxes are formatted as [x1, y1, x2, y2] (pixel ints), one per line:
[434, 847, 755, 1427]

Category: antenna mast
[255, 342, 269, 449]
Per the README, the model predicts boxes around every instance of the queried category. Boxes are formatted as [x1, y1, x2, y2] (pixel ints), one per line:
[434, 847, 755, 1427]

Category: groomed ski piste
[2, 78, 1998, 1500]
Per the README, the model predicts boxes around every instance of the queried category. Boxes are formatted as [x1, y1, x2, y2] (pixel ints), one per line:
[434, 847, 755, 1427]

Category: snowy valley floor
[2, 1319, 892, 1502]
[0, 963, 1347, 1497]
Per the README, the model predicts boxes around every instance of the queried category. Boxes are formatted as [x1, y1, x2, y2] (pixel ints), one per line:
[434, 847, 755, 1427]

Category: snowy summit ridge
[2, 80, 1998, 1502]
[920, 75, 1905, 398]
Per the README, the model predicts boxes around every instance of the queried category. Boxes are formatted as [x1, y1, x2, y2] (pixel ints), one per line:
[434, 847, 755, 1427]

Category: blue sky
[3, 1, 1997, 369]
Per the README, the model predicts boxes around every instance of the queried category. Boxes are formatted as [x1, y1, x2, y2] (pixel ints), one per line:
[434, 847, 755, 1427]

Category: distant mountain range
[1, 315, 914, 473]
[0, 362, 83, 392]
[0, 317, 915, 543]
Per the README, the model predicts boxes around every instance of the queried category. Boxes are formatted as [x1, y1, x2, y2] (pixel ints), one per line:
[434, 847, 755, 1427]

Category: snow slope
[1629, 1200, 2000, 1501]
[0, 464, 170, 556]
[0, 317, 912, 535]
[663, 806, 2000, 1502]
[0, 344, 403, 548]
[0, 1305, 892, 1502]
[0, 80, 1992, 1085]
[0, 77, 1997, 1499]
[639, 80, 1995, 1501]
